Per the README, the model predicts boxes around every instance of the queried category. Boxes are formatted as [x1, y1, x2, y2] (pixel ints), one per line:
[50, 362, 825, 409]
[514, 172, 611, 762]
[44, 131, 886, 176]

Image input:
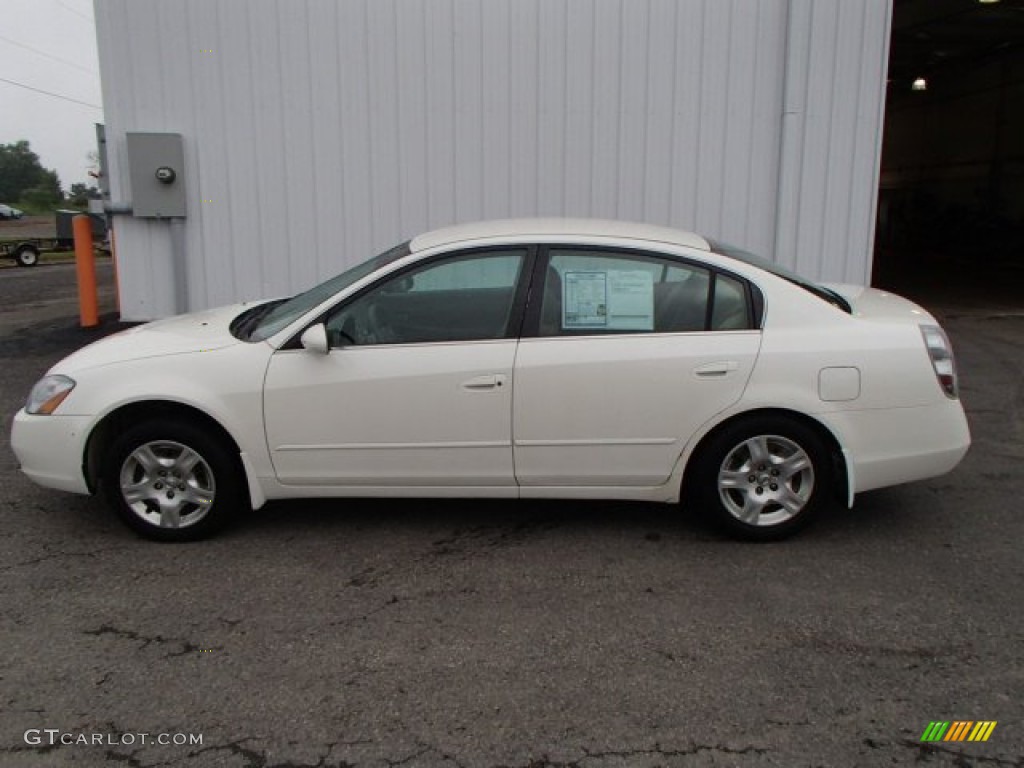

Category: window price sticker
[563, 270, 653, 331]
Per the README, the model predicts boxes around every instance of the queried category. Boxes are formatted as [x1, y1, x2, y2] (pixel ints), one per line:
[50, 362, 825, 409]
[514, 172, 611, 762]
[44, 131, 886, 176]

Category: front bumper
[10, 410, 92, 494]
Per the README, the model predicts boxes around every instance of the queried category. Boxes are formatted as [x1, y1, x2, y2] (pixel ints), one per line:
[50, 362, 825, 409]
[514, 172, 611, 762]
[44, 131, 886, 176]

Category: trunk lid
[822, 284, 937, 325]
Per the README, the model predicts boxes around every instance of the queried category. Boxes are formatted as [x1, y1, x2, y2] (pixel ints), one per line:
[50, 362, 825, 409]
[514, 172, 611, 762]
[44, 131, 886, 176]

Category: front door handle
[462, 374, 506, 390]
[694, 361, 738, 377]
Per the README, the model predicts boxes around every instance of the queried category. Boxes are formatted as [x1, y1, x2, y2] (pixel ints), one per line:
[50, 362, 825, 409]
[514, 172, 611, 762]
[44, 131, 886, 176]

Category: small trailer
[0, 239, 50, 267]
[0, 211, 108, 267]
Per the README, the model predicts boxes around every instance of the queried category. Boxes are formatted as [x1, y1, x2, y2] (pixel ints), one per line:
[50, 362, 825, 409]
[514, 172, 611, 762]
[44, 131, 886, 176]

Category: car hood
[822, 284, 937, 324]
[52, 302, 259, 374]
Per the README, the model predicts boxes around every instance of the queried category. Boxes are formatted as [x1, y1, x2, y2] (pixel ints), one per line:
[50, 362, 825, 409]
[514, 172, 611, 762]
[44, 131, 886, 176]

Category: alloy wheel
[118, 440, 216, 529]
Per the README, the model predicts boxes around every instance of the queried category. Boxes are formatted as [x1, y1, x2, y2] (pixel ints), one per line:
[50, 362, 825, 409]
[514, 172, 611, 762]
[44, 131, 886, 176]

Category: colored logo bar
[921, 721, 997, 742]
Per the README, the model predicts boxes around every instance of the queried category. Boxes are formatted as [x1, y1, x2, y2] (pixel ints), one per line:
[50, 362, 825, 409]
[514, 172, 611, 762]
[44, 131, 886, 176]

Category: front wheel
[688, 416, 833, 540]
[103, 420, 243, 541]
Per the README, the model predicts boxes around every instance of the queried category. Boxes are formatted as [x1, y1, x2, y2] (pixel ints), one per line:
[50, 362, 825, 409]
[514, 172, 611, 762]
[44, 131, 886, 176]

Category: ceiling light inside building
[912, 77, 928, 91]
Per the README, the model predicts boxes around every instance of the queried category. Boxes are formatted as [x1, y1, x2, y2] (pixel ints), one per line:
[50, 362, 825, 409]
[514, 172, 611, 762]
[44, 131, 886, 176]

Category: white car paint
[511, 331, 761, 486]
[10, 219, 970, 539]
[264, 340, 518, 487]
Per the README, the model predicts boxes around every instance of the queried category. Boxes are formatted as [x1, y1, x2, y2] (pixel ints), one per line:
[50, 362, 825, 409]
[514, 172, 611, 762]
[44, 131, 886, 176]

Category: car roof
[410, 218, 712, 253]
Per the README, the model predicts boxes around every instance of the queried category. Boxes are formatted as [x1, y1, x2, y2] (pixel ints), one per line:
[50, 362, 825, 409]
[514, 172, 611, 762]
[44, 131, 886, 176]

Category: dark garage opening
[873, 0, 1024, 308]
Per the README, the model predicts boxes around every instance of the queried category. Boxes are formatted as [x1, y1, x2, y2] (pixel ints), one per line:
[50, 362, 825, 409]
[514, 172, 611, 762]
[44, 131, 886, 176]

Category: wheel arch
[680, 407, 849, 505]
[83, 399, 251, 504]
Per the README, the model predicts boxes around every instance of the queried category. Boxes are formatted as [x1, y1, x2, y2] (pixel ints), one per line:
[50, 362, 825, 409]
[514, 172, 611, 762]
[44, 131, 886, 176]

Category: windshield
[245, 241, 411, 341]
[707, 238, 852, 313]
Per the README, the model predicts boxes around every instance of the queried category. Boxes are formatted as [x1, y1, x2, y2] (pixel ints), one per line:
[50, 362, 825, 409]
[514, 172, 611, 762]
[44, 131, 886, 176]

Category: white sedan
[0, 204, 24, 220]
[11, 219, 970, 541]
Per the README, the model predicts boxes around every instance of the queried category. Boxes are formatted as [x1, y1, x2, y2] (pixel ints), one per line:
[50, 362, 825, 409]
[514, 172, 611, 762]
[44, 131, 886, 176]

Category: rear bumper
[819, 399, 970, 495]
[10, 410, 92, 494]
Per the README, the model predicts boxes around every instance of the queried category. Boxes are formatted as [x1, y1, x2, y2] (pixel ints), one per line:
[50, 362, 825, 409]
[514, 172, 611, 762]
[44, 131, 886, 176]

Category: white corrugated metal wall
[94, 0, 892, 321]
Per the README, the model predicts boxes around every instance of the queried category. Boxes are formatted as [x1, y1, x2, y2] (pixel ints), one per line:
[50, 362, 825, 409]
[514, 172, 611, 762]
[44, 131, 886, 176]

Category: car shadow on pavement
[232, 493, 905, 547]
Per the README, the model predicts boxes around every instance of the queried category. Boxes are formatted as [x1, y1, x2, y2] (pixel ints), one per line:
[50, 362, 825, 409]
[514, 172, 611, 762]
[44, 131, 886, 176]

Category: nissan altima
[11, 219, 970, 541]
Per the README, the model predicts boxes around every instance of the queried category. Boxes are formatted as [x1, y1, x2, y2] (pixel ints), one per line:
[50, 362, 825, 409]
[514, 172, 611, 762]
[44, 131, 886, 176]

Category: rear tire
[102, 419, 243, 542]
[688, 415, 833, 541]
[14, 245, 39, 267]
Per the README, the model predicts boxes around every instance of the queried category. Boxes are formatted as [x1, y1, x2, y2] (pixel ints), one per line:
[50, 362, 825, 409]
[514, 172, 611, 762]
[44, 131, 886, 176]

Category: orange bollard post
[109, 226, 121, 316]
[73, 214, 99, 327]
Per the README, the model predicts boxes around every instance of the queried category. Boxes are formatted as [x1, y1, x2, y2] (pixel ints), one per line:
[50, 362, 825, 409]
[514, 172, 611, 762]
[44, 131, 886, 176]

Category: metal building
[94, 0, 892, 321]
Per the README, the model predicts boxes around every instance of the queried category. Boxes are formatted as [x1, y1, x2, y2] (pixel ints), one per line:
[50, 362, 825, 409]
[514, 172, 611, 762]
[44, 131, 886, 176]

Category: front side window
[327, 249, 526, 346]
[539, 249, 713, 335]
[244, 241, 412, 342]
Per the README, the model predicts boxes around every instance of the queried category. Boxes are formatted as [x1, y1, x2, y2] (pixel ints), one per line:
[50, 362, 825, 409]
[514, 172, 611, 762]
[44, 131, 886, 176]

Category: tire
[688, 415, 833, 541]
[14, 245, 39, 267]
[102, 419, 244, 542]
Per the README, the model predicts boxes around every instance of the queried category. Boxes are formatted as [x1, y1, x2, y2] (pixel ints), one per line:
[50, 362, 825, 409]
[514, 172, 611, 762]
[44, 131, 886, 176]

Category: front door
[263, 248, 530, 488]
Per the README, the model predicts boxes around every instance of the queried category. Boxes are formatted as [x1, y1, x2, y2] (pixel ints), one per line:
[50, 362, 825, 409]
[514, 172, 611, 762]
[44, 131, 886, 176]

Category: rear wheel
[103, 420, 243, 541]
[689, 416, 833, 540]
[14, 245, 39, 267]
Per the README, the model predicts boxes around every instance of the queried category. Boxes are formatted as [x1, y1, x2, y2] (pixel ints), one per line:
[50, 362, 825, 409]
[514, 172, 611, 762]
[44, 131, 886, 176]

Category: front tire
[102, 420, 243, 541]
[689, 416, 833, 540]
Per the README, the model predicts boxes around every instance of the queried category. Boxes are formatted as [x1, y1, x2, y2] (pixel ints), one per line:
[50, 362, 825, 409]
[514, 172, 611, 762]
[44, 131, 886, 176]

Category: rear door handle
[694, 361, 738, 377]
[462, 374, 506, 390]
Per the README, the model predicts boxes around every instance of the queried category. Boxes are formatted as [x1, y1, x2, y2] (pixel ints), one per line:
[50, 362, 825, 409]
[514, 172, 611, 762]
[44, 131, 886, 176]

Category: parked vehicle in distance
[0, 211, 111, 267]
[0, 240, 41, 267]
[0, 204, 24, 220]
[11, 219, 970, 541]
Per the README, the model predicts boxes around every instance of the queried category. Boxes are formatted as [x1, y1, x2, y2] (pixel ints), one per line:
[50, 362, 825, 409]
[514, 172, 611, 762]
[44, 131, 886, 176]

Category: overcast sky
[0, 0, 103, 193]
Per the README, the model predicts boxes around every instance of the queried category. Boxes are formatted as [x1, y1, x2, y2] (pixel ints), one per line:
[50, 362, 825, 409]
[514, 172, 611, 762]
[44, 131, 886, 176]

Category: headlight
[26, 375, 76, 415]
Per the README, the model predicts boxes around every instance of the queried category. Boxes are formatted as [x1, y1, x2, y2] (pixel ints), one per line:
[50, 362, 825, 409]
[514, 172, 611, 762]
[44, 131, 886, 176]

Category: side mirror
[299, 324, 330, 354]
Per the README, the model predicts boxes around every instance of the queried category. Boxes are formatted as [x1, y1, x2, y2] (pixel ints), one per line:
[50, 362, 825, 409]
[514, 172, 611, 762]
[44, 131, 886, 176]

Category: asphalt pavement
[0, 262, 1021, 767]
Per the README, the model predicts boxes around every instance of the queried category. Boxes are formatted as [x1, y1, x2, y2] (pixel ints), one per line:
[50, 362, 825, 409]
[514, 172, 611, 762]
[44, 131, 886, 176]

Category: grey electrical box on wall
[126, 132, 186, 218]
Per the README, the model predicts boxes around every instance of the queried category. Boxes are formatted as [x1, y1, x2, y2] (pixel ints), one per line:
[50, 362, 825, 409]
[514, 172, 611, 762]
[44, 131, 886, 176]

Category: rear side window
[536, 248, 755, 336]
[711, 274, 751, 330]
[708, 237, 851, 314]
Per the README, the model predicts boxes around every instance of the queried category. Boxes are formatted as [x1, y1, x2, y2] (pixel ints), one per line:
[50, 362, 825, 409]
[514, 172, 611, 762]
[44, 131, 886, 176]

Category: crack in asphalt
[896, 739, 1024, 766]
[0, 544, 130, 573]
[0, 741, 62, 755]
[82, 624, 222, 658]
[103, 747, 171, 767]
[319, 517, 562, 630]
[328, 594, 403, 629]
[89, 739, 780, 768]
[582, 742, 771, 761]
[384, 746, 433, 767]
[477, 742, 773, 768]
[793, 633, 973, 662]
[187, 737, 358, 767]
[429, 518, 562, 558]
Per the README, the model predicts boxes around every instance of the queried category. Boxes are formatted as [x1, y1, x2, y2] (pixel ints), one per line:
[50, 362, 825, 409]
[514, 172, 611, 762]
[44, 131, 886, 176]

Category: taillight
[920, 325, 958, 399]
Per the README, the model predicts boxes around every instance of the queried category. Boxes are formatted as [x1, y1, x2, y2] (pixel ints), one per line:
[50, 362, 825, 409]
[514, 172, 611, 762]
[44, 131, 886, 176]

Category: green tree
[68, 182, 100, 207]
[0, 140, 63, 204]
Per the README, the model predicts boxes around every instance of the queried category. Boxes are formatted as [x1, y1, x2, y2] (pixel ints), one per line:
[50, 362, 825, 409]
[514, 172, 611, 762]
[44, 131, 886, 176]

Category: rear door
[512, 246, 762, 487]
